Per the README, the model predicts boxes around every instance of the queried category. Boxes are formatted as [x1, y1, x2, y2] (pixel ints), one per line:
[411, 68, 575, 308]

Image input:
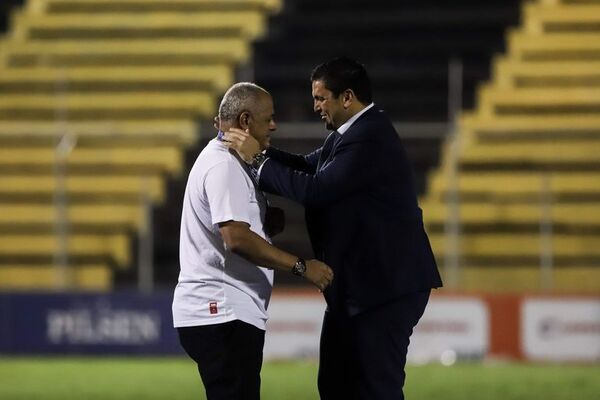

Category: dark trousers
[178, 320, 265, 400]
[318, 290, 431, 400]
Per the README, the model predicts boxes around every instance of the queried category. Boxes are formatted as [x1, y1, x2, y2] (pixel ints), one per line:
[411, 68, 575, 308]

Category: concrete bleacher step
[426, 171, 600, 198]
[0, 78, 214, 95]
[0, 232, 130, 267]
[508, 31, 600, 61]
[0, 66, 233, 92]
[428, 232, 600, 258]
[0, 264, 112, 291]
[460, 114, 600, 141]
[452, 266, 600, 292]
[6, 52, 233, 68]
[421, 202, 600, 226]
[20, 24, 244, 41]
[478, 87, 600, 116]
[0, 120, 198, 146]
[0, 175, 165, 203]
[0, 39, 249, 66]
[31, 0, 281, 14]
[0, 146, 184, 175]
[457, 142, 600, 165]
[11, 12, 267, 40]
[0, 92, 215, 120]
[493, 58, 600, 88]
[0, 204, 144, 232]
[524, 3, 600, 34]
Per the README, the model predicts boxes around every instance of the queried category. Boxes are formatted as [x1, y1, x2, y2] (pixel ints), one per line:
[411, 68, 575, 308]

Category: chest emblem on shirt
[209, 302, 218, 315]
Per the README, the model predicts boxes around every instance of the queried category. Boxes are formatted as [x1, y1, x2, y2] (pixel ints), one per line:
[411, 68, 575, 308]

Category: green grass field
[0, 357, 598, 400]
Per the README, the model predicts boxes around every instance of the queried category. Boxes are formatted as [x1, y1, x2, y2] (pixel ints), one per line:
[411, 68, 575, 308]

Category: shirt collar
[337, 103, 375, 135]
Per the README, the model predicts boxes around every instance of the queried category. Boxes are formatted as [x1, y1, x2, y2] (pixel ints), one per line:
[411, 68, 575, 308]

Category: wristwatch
[251, 152, 267, 169]
[291, 258, 307, 277]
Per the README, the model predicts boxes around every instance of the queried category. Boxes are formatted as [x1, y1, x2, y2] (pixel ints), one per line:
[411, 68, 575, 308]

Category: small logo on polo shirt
[209, 302, 218, 314]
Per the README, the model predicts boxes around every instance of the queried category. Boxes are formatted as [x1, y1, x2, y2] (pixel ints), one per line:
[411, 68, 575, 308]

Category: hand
[304, 259, 334, 292]
[222, 128, 261, 164]
[264, 206, 285, 237]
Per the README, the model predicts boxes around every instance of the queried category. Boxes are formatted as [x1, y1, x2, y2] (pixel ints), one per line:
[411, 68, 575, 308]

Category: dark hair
[310, 57, 372, 104]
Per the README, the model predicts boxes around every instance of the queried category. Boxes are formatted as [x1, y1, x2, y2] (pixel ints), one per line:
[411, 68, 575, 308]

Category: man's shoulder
[346, 107, 394, 139]
[194, 140, 239, 173]
[357, 106, 391, 127]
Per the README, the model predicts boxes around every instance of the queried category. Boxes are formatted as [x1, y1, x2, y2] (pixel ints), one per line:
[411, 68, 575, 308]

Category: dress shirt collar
[336, 102, 375, 135]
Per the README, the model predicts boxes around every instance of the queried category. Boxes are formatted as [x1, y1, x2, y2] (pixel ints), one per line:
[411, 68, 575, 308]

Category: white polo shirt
[172, 138, 274, 331]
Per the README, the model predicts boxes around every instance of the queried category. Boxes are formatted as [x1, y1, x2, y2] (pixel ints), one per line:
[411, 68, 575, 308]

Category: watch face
[293, 259, 306, 276]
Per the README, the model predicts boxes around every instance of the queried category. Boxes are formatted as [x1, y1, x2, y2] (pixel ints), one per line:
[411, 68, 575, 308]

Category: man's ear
[238, 111, 251, 129]
[342, 89, 355, 109]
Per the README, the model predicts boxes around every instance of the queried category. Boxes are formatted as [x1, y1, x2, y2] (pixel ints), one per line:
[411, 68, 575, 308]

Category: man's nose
[313, 101, 320, 113]
[270, 121, 277, 131]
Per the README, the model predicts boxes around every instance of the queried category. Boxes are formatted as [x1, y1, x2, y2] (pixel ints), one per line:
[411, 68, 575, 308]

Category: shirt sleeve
[204, 161, 252, 227]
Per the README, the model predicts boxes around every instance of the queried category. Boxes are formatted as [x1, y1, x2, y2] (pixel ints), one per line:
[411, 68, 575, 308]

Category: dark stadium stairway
[252, 0, 522, 122]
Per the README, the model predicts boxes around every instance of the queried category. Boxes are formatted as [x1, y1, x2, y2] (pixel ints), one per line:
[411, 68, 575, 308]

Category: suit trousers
[177, 320, 265, 400]
[318, 290, 431, 400]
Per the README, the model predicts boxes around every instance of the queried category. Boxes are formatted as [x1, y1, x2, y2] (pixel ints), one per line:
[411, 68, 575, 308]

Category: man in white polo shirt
[172, 82, 333, 400]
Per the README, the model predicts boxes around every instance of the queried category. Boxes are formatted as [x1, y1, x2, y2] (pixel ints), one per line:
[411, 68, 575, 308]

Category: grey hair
[218, 82, 268, 124]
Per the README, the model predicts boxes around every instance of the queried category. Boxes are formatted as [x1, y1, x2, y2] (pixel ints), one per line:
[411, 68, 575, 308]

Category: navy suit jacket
[261, 107, 442, 312]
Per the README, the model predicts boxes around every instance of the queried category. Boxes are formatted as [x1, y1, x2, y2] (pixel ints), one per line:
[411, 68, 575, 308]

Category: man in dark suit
[223, 57, 442, 400]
